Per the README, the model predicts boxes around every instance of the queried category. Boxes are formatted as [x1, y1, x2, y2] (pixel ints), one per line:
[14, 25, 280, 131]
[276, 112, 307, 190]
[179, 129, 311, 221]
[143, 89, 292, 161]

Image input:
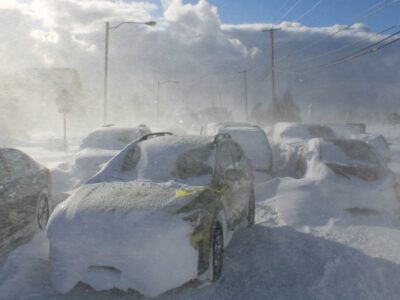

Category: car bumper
[48, 210, 198, 297]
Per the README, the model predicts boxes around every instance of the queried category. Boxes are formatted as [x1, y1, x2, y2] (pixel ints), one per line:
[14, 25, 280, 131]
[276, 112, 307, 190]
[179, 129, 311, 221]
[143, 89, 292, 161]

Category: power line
[275, 30, 400, 74]
[270, 0, 290, 23]
[280, 0, 400, 61]
[317, 30, 400, 68]
[294, 0, 324, 22]
[302, 23, 400, 63]
[277, 0, 303, 23]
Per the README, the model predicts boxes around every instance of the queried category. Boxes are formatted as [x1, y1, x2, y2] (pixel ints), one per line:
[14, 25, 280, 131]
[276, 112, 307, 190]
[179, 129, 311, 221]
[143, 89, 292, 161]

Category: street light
[157, 80, 179, 123]
[103, 20, 156, 125]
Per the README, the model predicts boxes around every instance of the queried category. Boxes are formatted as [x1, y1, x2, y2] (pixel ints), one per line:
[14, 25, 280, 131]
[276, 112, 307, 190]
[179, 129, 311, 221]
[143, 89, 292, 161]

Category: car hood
[52, 181, 205, 218]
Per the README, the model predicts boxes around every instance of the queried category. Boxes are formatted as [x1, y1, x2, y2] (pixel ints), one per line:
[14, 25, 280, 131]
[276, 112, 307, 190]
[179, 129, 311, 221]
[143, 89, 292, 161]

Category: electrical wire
[280, 0, 400, 61]
[275, 30, 400, 74]
[302, 23, 400, 62]
[294, 0, 324, 22]
[277, 0, 303, 23]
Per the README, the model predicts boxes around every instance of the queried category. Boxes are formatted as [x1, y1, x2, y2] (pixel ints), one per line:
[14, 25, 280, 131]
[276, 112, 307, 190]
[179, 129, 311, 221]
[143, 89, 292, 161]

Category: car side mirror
[224, 168, 244, 181]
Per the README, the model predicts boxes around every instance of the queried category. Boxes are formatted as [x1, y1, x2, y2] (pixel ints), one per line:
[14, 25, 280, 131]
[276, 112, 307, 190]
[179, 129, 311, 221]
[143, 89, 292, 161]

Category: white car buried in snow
[75, 125, 151, 181]
[272, 122, 337, 177]
[47, 132, 255, 297]
[295, 138, 399, 215]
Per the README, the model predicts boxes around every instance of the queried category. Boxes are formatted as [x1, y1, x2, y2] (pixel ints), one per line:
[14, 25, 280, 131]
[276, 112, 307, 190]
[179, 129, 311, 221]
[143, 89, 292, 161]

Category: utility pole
[104, 21, 109, 125]
[238, 70, 249, 122]
[262, 27, 280, 107]
[103, 20, 156, 125]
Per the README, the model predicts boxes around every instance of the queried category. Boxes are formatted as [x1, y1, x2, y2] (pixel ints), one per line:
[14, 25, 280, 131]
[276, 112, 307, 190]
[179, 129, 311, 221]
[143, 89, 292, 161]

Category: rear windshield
[321, 140, 380, 165]
[93, 141, 215, 186]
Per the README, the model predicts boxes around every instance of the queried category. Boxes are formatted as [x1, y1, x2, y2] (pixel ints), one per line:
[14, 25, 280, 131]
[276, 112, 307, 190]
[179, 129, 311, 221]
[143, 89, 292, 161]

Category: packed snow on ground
[2, 133, 400, 299]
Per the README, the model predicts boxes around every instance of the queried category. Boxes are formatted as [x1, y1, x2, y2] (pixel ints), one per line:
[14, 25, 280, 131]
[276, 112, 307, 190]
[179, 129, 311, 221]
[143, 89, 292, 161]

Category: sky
[1, 0, 400, 137]
[156, 0, 400, 31]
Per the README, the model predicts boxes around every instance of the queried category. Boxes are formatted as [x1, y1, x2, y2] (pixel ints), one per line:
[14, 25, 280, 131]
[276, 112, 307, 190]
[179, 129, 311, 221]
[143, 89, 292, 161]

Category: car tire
[210, 222, 224, 282]
[247, 189, 255, 227]
[36, 193, 50, 230]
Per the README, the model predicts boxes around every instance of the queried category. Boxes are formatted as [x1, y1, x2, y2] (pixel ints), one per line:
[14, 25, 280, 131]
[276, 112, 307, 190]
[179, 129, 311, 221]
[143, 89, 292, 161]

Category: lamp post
[156, 80, 179, 123]
[103, 20, 156, 125]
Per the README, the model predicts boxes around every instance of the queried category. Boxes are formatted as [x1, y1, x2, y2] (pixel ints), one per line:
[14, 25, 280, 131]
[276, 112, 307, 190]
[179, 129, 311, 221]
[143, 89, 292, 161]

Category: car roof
[138, 134, 214, 148]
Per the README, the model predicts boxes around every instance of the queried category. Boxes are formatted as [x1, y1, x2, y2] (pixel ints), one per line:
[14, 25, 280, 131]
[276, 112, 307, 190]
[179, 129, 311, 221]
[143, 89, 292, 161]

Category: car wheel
[36, 193, 50, 230]
[247, 189, 255, 227]
[210, 222, 224, 282]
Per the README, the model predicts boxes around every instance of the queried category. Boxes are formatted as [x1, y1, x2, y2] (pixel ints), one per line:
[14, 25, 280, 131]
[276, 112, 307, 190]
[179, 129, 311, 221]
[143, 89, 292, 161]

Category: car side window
[122, 146, 141, 171]
[1, 149, 30, 178]
[0, 156, 10, 182]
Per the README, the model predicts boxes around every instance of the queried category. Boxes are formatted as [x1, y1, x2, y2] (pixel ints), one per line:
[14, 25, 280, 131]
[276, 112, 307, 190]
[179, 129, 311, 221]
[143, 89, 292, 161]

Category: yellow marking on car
[175, 188, 206, 198]
[175, 186, 227, 198]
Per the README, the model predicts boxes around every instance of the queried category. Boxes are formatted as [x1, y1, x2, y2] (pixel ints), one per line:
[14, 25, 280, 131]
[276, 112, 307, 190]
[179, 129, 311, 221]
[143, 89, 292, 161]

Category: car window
[0, 157, 10, 182]
[122, 146, 141, 171]
[321, 140, 381, 165]
[1, 149, 30, 177]
[173, 145, 214, 179]
[308, 126, 336, 139]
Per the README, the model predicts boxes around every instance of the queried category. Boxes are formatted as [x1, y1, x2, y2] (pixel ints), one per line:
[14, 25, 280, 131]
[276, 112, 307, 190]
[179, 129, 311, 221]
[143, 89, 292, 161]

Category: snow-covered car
[272, 122, 336, 176]
[0, 148, 51, 248]
[295, 138, 399, 214]
[75, 125, 151, 180]
[207, 122, 273, 177]
[47, 132, 255, 297]
[351, 133, 391, 162]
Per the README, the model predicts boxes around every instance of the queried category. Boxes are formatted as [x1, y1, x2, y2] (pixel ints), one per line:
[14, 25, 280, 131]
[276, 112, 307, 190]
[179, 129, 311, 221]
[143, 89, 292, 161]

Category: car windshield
[80, 128, 143, 150]
[94, 137, 215, 186]
[320, 139, 381, 165]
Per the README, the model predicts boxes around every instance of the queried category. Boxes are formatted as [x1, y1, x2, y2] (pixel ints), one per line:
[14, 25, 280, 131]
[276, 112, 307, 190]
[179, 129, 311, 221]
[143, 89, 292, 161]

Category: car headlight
[182, 210, 205, 228]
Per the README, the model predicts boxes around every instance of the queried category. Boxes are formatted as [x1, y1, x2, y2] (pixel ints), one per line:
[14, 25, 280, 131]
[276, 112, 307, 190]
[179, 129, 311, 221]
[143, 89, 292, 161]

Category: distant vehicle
[48, 133, 255, 297]
[0, 148, 51, 247]
[272, 122, 336, 176]
[207, 122, 273, 176]
[75, 125, 151, 180]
